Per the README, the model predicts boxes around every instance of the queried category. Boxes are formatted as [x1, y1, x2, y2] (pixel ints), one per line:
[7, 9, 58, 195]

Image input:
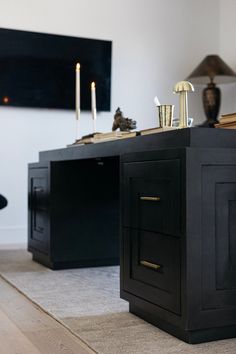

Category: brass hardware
[140, 196, 161, 202]
[34, 187, 43, 193]
[158, 104, 174, 128]
[140, 260, 161, 270]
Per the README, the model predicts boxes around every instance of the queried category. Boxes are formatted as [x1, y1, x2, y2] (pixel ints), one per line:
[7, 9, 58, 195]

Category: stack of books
[71, 131, 137, 145]
[93, 131, 137, 141]
[139, 126, 176, 136]
[68, 127, 180, 147]
[215, 113, 236, 129]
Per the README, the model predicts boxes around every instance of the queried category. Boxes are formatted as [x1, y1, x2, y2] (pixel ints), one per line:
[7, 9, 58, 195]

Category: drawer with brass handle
[140, 260, 162, 270]
[123, 159, 181, 236]
[123, 228, 180, 314]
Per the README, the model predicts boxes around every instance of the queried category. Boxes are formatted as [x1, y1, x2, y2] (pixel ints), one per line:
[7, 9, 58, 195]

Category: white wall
[219, 0, 236, 115]
[0, 0, 219, 244]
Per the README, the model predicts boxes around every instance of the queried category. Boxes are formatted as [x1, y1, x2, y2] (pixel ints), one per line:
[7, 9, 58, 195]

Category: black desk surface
[38, 128, 236, 163]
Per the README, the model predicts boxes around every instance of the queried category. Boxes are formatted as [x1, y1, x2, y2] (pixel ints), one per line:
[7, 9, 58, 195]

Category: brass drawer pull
[140, 196, 161, 202]
[34, 187, 44, 193]
[140, 260, 161, 270]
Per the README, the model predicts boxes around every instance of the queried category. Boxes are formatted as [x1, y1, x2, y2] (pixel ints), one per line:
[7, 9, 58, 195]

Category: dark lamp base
[200, 119, 217, 128]
[202, 82, 220, 127]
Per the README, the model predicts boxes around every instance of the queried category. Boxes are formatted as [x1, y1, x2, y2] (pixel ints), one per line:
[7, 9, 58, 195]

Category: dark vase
[202, 82, 221, 127]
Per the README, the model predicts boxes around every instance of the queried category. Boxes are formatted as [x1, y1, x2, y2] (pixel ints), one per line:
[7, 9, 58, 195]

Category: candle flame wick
[76, 63, 80, 71]
[91, 82, 95, 88]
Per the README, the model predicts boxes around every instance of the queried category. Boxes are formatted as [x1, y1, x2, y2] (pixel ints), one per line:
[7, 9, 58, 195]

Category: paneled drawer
[28, 167, 49, 254]
[123, 228, 181, 314]
[123, 159, 181, 236]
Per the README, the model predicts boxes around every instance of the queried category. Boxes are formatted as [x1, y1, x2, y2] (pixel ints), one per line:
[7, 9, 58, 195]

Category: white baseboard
[0, 243, 27, 250]
[0, 226, 27, 246]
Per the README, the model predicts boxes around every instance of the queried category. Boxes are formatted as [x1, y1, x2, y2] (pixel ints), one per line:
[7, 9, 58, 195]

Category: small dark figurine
[112, 107, 137, 131]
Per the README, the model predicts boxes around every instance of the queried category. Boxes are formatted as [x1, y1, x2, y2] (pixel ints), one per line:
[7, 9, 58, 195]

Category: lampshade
[186, 55, 236, 127]
[187, 55, 236, 84]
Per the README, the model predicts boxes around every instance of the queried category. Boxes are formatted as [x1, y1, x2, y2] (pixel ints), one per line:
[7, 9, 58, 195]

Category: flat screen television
[0, 28, 112, 111]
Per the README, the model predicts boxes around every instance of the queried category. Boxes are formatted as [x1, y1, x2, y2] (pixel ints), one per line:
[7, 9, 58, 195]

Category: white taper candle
[76, 63, 80, 139]
[91, 81, 97, 132]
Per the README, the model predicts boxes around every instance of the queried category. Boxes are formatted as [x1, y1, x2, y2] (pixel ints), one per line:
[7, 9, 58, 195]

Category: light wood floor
[0, 276, 95, 354]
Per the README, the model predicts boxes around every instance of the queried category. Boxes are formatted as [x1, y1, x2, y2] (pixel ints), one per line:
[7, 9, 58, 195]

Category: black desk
[28, 128, 236, 343]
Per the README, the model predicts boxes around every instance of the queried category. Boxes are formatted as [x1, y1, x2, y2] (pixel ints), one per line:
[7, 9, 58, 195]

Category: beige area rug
[0, 249, 235, 354]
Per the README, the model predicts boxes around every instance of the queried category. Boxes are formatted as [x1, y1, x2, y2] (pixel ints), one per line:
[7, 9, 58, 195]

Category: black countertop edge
[38, 128, 236, 163]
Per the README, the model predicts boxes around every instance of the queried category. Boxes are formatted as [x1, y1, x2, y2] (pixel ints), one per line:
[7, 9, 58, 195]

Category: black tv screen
[0, 28, 112, 111]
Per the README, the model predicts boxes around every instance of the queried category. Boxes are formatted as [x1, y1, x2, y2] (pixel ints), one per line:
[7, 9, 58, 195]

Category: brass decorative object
[186, 55, 236, 127]
[140, 260, 161, 270]
[158, 105, 174, 128]
[140, 196, 161, 201]
[173, 81, 194, 128]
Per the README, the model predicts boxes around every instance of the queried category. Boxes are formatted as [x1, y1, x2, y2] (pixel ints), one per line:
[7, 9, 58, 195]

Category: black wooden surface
[28, 157, 120, 269]
[28, 128, 236, 342]
[120, 145, 236, 343]
[50, 158, 120, 266]
[39, 128, 236, 163]
[28, 166, 50, 256]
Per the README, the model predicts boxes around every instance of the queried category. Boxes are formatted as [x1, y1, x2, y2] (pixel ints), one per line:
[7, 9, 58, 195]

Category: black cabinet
[28, 128, 236, 343]
[122, 156, 182, 315]
[28, 158, 120, 269]
[120, 147, 236, 343]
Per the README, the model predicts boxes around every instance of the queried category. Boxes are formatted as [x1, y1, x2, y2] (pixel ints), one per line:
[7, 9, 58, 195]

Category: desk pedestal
[120, 147, 236, 343]
[28, 158, 119, 269]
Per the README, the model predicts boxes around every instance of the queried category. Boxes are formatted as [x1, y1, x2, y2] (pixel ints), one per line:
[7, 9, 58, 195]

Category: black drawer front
[123, 228, 181, 314]
[28, 167, 49, 254]
[123, 159, 181, 236]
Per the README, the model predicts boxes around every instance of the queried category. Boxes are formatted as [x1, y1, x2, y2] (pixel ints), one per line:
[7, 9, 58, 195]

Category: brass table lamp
[186, 55, 236, 127]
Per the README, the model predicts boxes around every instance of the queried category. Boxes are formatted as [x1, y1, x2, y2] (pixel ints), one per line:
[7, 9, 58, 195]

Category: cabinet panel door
[123, 228, 181, 314]
[202, 165, 236, 310]
[123, 159, 181, 236]
[28, 167, 49, 254]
